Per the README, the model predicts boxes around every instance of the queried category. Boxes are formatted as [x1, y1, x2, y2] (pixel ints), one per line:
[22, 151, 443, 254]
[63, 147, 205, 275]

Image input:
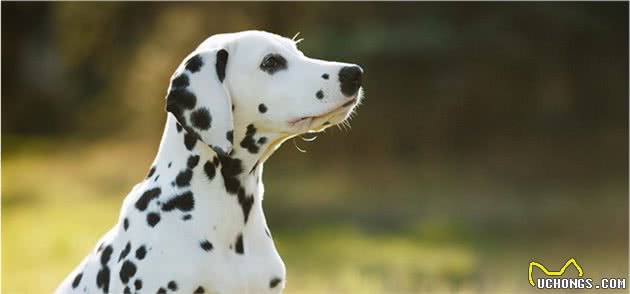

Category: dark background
[3, 3, 628, 293]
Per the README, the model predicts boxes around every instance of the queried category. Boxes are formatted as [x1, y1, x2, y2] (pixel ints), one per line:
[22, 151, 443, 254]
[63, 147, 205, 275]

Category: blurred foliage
[2, 2, 628, 293]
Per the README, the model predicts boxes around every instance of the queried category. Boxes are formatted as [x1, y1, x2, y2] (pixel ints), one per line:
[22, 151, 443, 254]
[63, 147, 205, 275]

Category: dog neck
[228, 119, 287, 175]
[155, 114, 284, 178]
[147, 114, 285, 243]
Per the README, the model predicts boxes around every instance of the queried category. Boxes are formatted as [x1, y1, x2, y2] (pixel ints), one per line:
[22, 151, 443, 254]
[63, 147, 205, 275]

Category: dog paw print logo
[528, 258, 584, 287]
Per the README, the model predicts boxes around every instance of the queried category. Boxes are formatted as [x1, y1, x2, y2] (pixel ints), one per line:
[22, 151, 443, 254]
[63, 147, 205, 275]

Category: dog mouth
[288, 98, 358, 126]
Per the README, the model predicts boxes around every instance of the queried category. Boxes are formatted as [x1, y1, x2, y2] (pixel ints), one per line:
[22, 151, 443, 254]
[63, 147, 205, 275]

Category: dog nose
[339, 65, 363, 97]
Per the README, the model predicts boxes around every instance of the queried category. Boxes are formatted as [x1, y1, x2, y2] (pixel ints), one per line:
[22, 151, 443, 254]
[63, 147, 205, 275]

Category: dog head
[166, 30, 363, 155]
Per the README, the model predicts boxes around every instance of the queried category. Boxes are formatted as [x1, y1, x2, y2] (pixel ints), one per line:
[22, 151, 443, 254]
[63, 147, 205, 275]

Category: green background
[2, 2, 628, 293]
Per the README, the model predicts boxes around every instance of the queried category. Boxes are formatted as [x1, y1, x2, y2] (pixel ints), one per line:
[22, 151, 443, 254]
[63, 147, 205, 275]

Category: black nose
[339, 65, 363, 97]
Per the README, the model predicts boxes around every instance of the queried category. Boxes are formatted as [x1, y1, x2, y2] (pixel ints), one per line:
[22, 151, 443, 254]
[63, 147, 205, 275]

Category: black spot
[219, 155, 243, 194]
[100, 245, 113, 265]
[200, 240, 213, 252]
[258, 137, 267, 145]
[166, 88, 197, 114]
[135, 187, 161, 211]
[172, 74, 190, 88]
[157, 287, 167, 294]
[176, 122, 183, 133]
[175, 169, 193, 187]
[123, 218, 129, 231]
[147, 212, 161, 227]
[119, 260, 137, 284]
[213, 156, 220, 166]
[182, 214, 192, 221]
[184, 132, 197, 150]
[118, 242, 131, 262]
[238, 189, 254, 223]
[72, 272, 83, 289]
[216, 49, 229, 83]
[203, 160, 216, 181]
[146, 166, 156, 178]
[235, 233, 244, 254]
[258, 103, 267, 113]
[316, 90, 324, 99]
[246, 124, 256, 136]
[322, 73, 329, 80]
[240, 124, 260, 154]
[194, 286, 206, 293]
[96, 245, 112, 293]
[96, 267, 110, 293]
[162, 191, 195, 212]
[167, 281, 178, 291]
[190, 108, 212, 130]
[270, 277, 282, 288]
[168, 162, 172, 168]
[134, 279, 143, 290]
[185, 55, 204, 73]
[226, 130, 233, 144]
[154, 175, 160, 182]
[96, 242, 104, 253]
[135, 245, 147, 260]
[124, 286, 131, 294]
[265, 228, 271, 238]
[187, 155, 200, 169]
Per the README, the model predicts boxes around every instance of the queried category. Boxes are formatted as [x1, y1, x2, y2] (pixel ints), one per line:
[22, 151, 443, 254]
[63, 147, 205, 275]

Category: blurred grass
[2, 3, 627, 293]
[2, 137, 628, 293]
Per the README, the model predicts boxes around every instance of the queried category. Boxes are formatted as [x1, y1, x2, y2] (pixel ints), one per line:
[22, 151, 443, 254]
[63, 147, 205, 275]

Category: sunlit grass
[3, 138, 627, 293]
[3, 200, 121, 293]
[3, 200, 480, 293]
[278, 225, 477, 293]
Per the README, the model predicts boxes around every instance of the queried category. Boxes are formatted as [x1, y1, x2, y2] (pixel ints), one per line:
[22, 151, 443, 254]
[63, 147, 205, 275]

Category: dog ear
[165, 47, 233, 154]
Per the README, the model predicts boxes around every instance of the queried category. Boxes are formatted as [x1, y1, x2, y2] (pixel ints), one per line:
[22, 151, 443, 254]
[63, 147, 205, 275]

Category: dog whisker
[300, 135, 318, 142]
[292, 138, 308, 153]
[292, 32, 304, 44]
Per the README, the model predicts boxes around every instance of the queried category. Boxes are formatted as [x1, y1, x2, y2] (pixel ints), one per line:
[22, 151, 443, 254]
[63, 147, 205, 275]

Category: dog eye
[261, 55, 278, 68]
[260, 54, 287, 74]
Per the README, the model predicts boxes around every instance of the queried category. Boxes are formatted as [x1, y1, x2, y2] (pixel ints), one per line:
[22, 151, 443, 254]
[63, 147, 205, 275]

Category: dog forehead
[198, 31, 296, 56]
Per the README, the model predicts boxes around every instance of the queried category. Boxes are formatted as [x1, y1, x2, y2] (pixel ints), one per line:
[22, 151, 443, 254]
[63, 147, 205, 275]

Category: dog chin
[305, 104, 357, 133]
[289, 90, 362, 134]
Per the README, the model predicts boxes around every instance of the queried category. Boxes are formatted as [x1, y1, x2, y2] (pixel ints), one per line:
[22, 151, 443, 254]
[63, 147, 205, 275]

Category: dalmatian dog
[55, 30, 363, 294]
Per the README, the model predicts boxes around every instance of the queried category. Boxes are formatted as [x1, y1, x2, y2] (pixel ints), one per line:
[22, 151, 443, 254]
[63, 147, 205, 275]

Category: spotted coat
[55, 30, 363, 294]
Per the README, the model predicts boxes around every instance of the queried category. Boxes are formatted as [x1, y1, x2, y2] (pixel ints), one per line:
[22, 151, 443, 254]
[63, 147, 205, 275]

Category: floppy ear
[165, 48, 233, 154]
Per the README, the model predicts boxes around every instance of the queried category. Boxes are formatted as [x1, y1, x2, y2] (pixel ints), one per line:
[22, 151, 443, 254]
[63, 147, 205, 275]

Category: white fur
[55, 31, 362, 294]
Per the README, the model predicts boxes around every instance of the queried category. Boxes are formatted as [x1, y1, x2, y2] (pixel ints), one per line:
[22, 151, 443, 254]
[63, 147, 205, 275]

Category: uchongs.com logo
[528, 258, 626, 290]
